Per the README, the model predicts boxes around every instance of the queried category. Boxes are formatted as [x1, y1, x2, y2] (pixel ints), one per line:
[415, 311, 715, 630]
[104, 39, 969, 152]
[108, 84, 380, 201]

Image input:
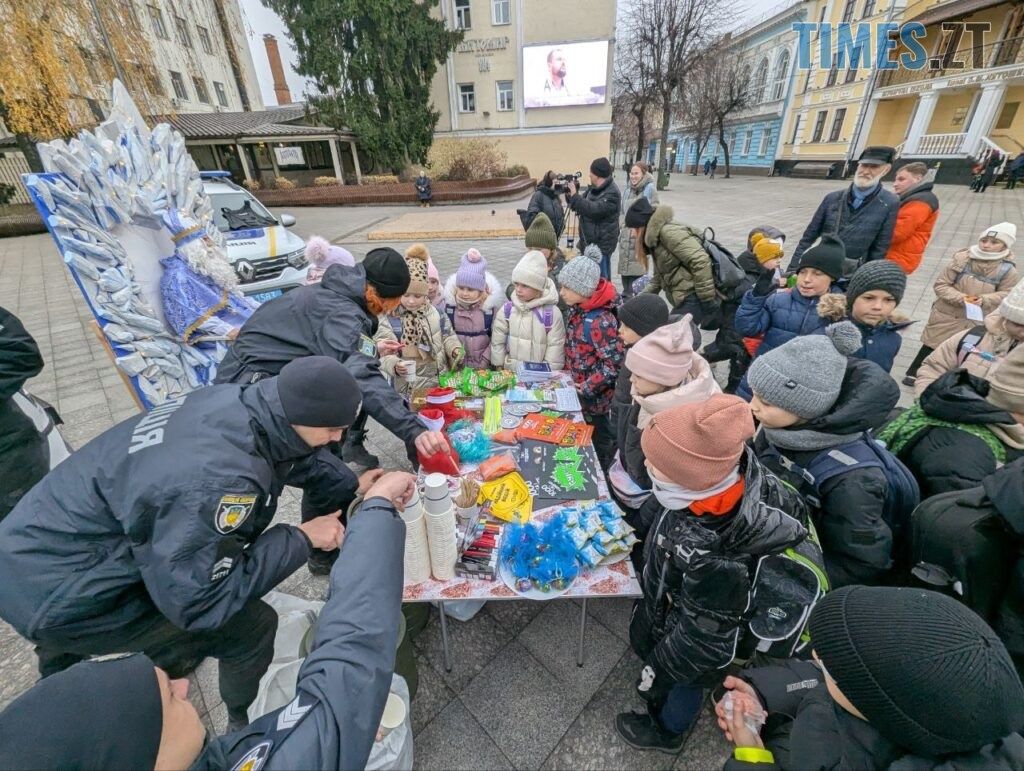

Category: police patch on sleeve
[215, 495, 257, 534]
[229, 740, 273, 771]
[359, 334, 377, 357]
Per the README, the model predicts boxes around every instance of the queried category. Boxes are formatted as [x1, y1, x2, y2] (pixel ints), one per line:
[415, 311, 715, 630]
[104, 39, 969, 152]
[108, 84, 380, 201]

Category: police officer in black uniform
[0, 469, 416, 771]
[0, 356, 380, 731]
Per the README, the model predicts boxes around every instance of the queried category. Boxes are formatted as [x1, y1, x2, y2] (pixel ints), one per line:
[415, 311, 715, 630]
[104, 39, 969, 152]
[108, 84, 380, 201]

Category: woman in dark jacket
[522, 171, 565, 238]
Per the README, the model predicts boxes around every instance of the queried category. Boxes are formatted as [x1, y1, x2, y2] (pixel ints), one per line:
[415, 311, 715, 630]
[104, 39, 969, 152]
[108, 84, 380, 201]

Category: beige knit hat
[626, 315, 696, 387]
[999, 280, 1024, 326]
[640, 395, 755, 489]
[404, 247, 429, 294]
[987, 345, 1024, 415]
[512, 250, 549, 291]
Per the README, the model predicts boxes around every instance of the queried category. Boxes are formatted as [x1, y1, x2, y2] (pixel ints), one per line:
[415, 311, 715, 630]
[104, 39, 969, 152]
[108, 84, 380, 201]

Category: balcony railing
[878, 35, 1024, 89]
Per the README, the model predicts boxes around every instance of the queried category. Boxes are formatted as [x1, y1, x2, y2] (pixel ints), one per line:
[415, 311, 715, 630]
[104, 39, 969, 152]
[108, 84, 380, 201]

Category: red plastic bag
[417, 435, 461, 475]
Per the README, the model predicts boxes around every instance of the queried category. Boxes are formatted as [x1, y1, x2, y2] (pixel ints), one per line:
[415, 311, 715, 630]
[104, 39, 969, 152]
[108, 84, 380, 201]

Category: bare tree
[675, 83, 715, 174]
[629, 0, 728, 172]
[612, 18, 660, 163]
[696, 48, 753, 178]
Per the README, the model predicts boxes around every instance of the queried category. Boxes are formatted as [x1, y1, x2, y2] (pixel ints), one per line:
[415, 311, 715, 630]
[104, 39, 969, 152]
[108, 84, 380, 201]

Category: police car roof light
[199, 170, 233, 179]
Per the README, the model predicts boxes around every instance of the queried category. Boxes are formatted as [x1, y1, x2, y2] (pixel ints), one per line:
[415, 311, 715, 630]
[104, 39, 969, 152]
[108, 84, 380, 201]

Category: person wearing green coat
[617, 163, 659, 299]
[624, 200, 721, 329]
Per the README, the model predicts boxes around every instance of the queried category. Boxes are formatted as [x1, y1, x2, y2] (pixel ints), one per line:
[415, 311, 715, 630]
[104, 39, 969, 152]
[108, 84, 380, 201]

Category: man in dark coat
[0, 306, 48, 520]
[789, 146, 899, 277]
[0, 357, 375, 730]
[566, 157, 621, 279]
[0, 469, 416, 771]
[522, 171, 565, 237]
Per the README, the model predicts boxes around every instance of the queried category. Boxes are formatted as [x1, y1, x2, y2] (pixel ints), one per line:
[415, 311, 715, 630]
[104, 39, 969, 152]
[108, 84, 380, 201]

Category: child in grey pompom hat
[558, 244, 604, 299]
[747, 320, 904, 588]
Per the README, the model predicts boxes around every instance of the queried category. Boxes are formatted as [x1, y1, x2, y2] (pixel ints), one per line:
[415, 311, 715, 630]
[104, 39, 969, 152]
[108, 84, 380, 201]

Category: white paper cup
[379, 692, 407, 738]
[403, 360, 416, 383]
[424, 473, 449, 498]
[399, 488, 422, 522]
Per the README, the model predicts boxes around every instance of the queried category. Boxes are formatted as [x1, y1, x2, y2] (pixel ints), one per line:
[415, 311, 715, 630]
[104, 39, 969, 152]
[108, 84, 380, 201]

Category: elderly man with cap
[789, 146, 900, 279]
[566, 157, 622, 279]
[0, 466, 417, 771]
[0, 357, 383, 732]
[215, 247, 450, 570]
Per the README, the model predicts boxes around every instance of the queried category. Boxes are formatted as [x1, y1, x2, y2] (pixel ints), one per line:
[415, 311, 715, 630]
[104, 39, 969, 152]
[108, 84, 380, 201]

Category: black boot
[341, 430, 379, 469]
[614, 710, 686, 754]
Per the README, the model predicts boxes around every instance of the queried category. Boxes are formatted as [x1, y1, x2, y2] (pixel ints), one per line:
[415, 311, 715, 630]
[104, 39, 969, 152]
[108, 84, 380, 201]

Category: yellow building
[862, 0, 1024, 181]
[429, 0, 616, 176]
[777, 0, 908, 176]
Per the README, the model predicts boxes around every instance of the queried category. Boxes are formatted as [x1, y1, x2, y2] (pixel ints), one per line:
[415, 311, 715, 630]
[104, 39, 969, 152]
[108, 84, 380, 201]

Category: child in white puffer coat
[491, 250, 566, 370]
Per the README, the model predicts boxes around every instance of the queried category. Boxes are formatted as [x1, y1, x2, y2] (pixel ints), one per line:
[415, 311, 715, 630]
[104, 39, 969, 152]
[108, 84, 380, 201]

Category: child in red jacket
[558, 245, 625, 469]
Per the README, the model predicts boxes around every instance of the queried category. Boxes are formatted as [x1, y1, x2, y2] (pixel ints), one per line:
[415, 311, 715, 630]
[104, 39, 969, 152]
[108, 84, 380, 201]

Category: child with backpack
[716, 585, 1024, 770]
[733, 235, 847, 400]
[618, 396, 822, 754]
[443, 248, 504, 370]
[914, 279, 1024, 395]
[559, 245, 625, 469]
[747, 322, 908, 588]
[376, 247, 464, 396]
[490, 250, 566, 370]
[403, 244, 444, 316]
[816, 259, 911, 373]
[904, 222, 1019, 386]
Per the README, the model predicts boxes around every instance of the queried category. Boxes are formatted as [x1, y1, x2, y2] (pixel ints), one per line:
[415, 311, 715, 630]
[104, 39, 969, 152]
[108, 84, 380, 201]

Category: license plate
[250, 289, 283, 303]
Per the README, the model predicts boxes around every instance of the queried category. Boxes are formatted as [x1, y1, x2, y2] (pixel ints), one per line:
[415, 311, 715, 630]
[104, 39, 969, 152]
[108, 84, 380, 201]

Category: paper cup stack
[423, 472, 457, 580]
[401, 487, 431, 584]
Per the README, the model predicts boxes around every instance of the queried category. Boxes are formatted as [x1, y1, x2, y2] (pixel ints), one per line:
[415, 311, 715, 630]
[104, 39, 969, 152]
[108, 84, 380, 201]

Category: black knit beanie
[363, 247, 411, 298]
[0, 654, 164, 770]
[590, 156, 613, 178]
[624, 198, 655, 229]
[797, 234, 846, 280]
[810, 586, 1024, 758]
[619, 294, 670, 337]
[277, 356, 361, 428]
[846, 259, 907, 308]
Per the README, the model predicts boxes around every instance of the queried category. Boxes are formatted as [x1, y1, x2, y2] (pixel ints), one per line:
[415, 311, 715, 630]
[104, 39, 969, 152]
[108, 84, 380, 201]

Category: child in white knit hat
[490, 250, 566, 370]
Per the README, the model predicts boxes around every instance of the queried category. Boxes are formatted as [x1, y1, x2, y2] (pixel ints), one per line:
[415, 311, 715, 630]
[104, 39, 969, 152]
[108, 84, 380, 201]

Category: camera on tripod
[552, 171, 582, 195]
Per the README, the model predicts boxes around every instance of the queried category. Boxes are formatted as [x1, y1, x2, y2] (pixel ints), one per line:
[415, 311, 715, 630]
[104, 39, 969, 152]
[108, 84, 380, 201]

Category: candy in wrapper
[605, 518, 629, 538]
[591, 539, 610, 557]
[579, 543, 602, 568]
[593, 530, 615, 546]
[583, 511, 604, 536]
[568, 526, 589, 550]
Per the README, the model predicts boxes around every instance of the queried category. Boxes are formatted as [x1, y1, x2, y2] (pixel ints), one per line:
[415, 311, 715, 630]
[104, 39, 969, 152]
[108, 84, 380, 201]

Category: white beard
[178, 239, 240, 292]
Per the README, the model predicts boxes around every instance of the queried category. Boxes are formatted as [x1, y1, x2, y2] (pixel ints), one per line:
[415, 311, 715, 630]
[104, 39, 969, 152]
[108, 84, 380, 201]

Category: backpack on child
[954, 260, 1014, 288]
[684, 225, 747, 296]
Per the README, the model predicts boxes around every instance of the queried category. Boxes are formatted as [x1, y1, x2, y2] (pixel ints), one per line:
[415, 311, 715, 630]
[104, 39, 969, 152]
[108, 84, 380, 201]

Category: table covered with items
[397, 365, 642, 672]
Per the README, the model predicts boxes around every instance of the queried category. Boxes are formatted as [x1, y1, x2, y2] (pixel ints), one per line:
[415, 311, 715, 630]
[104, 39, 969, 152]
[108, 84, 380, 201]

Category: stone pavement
[1, 174, 1022, 768]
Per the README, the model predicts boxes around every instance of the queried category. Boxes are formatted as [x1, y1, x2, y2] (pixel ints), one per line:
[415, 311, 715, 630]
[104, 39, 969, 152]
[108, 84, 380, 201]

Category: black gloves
[753, 268, 779, 297]
[699, 300, 722, 331]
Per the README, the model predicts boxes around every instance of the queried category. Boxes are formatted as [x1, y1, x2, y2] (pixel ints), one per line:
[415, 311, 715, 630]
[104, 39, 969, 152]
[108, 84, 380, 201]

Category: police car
[201, 171, 309, 302]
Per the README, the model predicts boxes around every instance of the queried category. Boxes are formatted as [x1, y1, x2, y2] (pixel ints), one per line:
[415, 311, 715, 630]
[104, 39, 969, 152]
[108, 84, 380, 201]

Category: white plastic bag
[438, 599, 487, 622]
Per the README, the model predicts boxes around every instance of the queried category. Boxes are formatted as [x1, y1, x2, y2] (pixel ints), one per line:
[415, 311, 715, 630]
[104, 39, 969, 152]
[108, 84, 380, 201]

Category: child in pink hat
[304, 236, 354, 284]
[443, 248, 503, 369]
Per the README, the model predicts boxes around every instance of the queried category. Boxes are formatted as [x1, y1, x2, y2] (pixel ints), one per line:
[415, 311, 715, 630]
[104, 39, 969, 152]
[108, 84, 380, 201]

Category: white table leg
[577, 598, 588, 667]
[438, 601, 453, 672]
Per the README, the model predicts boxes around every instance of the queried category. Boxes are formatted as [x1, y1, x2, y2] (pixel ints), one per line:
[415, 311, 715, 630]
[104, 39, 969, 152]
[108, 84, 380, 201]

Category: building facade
[861, 0, 1024, 182]
[429, 0, 616, 177]
[667, 1, 811, 176]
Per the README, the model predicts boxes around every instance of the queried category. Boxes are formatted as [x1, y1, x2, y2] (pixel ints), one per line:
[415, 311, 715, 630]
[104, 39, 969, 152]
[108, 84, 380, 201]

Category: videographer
[566, 157, 621, 279]
[520, 170, 565, 238]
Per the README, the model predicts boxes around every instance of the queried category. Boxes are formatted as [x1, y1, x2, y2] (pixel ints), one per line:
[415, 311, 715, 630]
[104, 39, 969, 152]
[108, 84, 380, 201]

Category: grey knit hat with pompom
[747, 321, 862, 419]
[558, 245, 603, 298]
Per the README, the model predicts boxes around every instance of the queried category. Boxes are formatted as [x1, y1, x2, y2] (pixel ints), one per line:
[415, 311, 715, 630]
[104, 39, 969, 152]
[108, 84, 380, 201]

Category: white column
[236, 143, 254, 182]
[963, 82, 1008, 155]
[851, 95, 880, 159]
[902, 89, 939, 154]
[328, 138, 344, 184]
[349, 141, 363, 184]
[268, 144, 281, 179]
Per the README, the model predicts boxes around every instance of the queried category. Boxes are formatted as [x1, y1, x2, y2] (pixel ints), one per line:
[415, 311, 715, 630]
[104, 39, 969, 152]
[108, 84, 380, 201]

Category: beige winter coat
[375, 305, 462, 395]
[915, 312, 1023, 396]
[490, 279, 566, 370]
[921, 247, 1019, 348]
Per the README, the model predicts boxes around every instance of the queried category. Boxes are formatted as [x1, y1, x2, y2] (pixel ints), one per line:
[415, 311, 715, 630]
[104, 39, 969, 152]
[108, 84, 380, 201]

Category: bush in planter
[243, 179, 262, 191]
[314, 176, 342, 186]
[503, 164, 530, 178]
[427, 138, 507, 181]
[439, 158, 473, 182]
[275, 177, 297, 190]
[363, 174, 401, 185]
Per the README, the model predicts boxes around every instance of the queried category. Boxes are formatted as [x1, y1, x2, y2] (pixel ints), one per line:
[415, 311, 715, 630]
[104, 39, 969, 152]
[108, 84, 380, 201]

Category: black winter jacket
[569, 177, 621, 258]
[216, 263, 424, 444]
[0, 379, 356, 643]
[724, 660, 1024, 770]
[0, 306, 47, 520]
[754, 358, 900, 588]
[790, 184, 899, 275]
[525, 185, 565, 237]
[629, 451, 808, 691]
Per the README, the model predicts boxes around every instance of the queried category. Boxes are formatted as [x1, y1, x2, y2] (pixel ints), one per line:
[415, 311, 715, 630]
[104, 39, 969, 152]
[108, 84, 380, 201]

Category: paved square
[1, 173, 1021, 767]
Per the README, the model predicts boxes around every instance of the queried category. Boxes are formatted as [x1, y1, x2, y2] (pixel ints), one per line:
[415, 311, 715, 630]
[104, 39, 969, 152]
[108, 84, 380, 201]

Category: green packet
[439, 367, 517, 396]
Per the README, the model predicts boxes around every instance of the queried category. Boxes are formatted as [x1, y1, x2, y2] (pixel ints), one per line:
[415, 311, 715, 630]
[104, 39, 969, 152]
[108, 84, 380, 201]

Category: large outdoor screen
[522, 40, 609, 109]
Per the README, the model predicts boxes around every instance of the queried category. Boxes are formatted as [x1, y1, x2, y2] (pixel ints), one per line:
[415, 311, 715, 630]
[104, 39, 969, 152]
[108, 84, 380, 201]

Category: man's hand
[566, 180, 577, 198]
[378, 340, 403, 356]
[365, 471, 417, 510]
[415, 431, 450, 457]
[357, 468, 386, 494]
[298, 511, 345, 551]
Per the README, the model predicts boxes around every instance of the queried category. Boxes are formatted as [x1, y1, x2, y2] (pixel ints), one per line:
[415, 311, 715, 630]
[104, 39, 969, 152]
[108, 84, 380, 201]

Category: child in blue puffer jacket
[734, 235, 846, 400]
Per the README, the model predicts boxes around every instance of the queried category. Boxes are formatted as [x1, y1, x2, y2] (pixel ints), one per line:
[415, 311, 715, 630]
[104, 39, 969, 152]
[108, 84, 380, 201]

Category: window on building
[193, 77, 210, 104]
[492, 0, 510, 25]
[996, 101, 1020, 130]
[454, 0, 471, 29]
[759, 128, 772, 156]
[751, 57, 769, 103]
[845, 67, 858, 83]
[197, 25, 214, 54]
[829, 108, 846, 142]
[841, 0, 857, 23]
[732, 132, 741, 154]
[861, 0, 876, 16]
[825, 63, 839, 87]
[496, 80, 514, 111]
[458, 83, 475, 112]
[811, 110, 828, 142]
[770, 49, 790, 101]
[169, 70, 188, 100]
[174, 15, 192, 48]
[147, 5, 168, 39]
[791, 114, 804, 144]
[742, 129, 753, 154]
[213, 81, 229, 107]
